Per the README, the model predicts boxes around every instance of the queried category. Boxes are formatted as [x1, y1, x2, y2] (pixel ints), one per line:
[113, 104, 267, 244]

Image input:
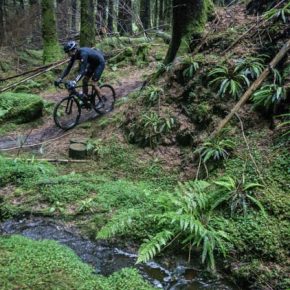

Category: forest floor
[0, 3, 289, 290]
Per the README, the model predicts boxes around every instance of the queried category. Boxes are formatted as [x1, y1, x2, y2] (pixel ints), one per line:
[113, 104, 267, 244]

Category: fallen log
[211, 38, 290, 139]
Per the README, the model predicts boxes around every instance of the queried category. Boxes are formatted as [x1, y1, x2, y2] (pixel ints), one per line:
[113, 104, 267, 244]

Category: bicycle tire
[53, 96, 81, 130]
[92, 84, 116, 115]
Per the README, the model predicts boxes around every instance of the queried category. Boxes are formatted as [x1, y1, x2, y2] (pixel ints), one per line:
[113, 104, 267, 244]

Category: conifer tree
[80, 0, 95, 47]
[41, 0, 61, 63]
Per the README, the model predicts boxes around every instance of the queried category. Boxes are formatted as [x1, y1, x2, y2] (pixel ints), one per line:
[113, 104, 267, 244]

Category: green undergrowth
[0, 148, 178, 224]
[0, 92, 43, 124]
[0, 235, 154, 290]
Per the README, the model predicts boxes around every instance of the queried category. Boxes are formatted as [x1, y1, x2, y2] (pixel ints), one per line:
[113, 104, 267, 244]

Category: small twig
[161, 232, 182, 252]
[195, 155, 202, 181]
[17, 128, 33, 156]
[235, 113, 266, 186]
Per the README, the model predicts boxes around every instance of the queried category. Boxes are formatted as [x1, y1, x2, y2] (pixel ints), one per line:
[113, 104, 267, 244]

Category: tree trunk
[57, 0, 69, 40]
[158, 0, 164, 29]
[107, 0, 114, 32]
[41, 0, 61, 63]
[0, 0, 5, 46]
[153, 0, 158, 29]
[164, 0, 171, 27]
[71, 0, 77, 34]
[19, 0, 24, 10]
[28, 0, 41, 48]
[96, 0, 108, 33]
[118, 0, 132, 35]
[164, 0, 212, 65]
[80, 0, 95, 47]
[140, 0, 151, 30]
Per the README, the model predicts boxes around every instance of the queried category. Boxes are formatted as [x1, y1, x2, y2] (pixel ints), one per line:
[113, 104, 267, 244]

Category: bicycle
[53, 80, 116, 130]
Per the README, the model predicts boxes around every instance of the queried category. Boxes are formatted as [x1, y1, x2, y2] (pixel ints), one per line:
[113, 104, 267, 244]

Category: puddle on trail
[0, 218, 239, 290]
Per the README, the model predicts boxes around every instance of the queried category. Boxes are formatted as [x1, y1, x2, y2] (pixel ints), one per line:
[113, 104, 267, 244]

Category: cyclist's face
[68, 50, 76, 57]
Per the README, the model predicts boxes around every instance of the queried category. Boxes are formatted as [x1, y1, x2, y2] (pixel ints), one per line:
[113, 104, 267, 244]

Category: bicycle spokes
[53, 97, 81, 130]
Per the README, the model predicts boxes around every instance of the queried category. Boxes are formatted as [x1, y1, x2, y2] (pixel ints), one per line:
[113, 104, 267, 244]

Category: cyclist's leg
[82, 66, 94, 96]
[82, 76, 90, 97]
[92, 62, 105, 96]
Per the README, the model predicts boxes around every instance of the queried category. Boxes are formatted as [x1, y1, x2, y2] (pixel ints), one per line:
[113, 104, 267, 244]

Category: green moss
[0, 157, 56, 188]
[187, 101, 212, 124]
[0, 92, 44, 123]
[40, 174, 105, 204]
[0, 235, 154, 290]
[181, 0, 214, 52]
[226, 213, 289, 261]
[19, 49, 43, 66]
[80, 0, 95, 47]
[232, 259, 290, 290]
[0, 59, 11, 72]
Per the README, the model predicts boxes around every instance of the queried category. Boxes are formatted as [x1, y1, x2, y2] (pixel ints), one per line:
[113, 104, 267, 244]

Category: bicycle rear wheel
[93, 84, 116, 114]
[53, 96, 81, 130]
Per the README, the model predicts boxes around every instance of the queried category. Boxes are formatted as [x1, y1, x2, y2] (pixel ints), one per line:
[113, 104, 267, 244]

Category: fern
[181, 56, 200, 79]
[263, 3, 290, 23]
[277, 113, 290, 136]
[251, 84, 286, 109]
[195, 139, 236, 163]
[208, 65, 250, 99]
[97, 208, 141, 239]
[137, 230, 174, 263]
[98, 180, 229, 271]
[214, 175, 265, 216]
[143, 86, 164, 106]
[235, 56, 265, 79]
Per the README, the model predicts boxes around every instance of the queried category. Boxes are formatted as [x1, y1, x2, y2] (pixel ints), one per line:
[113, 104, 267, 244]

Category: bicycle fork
[65, 98, 74, 114]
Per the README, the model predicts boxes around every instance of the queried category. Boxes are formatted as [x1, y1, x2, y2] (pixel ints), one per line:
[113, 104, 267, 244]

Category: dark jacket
[61, 48, 105, 81]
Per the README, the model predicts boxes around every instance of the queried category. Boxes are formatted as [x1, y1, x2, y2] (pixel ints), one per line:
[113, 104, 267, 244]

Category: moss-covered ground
[0, 235, 154, 290]
[0, 4, 289, 289]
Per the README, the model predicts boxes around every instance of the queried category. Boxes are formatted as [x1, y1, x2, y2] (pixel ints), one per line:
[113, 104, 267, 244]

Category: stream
[0, 218, 239, 290]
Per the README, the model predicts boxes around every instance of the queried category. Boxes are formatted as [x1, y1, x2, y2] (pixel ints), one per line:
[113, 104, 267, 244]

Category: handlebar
[55, 80, 77, 91]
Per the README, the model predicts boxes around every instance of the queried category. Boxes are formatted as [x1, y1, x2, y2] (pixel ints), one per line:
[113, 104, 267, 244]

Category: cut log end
[69, 143, 87, 160]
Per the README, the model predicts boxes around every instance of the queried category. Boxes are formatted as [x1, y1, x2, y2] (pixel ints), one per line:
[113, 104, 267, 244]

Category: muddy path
[0, 69, 145, 152]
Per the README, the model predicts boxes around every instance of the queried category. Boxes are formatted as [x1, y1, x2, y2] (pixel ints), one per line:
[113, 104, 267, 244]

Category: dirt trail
[0, 68, 146, 151]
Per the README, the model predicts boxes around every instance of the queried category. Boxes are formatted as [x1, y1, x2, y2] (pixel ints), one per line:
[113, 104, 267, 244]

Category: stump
[69, 143, 87, 160]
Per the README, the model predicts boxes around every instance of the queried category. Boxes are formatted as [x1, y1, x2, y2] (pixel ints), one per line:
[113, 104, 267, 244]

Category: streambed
[0, 218, 239, 290]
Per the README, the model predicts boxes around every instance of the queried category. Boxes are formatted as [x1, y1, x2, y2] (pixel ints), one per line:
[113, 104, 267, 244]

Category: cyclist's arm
[60, 57, 75, 80]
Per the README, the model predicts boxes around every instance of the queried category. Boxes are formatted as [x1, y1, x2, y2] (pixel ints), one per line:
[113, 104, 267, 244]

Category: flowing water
[0, 218, 239, 290]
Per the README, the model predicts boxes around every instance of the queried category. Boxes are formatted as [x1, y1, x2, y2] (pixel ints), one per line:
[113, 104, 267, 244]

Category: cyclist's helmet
[63, 40, 77, 53]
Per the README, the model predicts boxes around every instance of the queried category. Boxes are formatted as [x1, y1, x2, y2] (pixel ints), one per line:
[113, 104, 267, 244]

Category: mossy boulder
[0, 92, 44, 124]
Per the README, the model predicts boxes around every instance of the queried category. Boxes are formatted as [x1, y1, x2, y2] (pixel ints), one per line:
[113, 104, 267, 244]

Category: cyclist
[54, 40, 105, 105]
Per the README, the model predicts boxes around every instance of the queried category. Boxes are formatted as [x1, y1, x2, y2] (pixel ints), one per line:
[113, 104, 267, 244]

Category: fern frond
[97, 208, 141, 239]
[137, 230, 174, 263]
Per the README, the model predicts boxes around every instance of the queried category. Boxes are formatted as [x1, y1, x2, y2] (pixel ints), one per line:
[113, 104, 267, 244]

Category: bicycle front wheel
[53, 96, 81, 130]
[93, 84, 116, 114]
